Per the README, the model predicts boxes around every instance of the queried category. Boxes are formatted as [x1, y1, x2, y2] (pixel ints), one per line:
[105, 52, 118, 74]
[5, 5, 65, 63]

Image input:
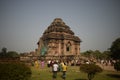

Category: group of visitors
[98, 59, 116, 66]
[34, 59, 67, 80]
[32, 58, 116, 80]
[48, 60, 67, 80]
[34, 59, 45, 69]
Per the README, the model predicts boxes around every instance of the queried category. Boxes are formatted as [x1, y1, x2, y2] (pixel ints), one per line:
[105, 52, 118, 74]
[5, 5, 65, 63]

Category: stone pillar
[71, 41, 75, 55]
[58, 40, 61, 55]
[63, 40, 66, 55]
[77, 43, 80, 55]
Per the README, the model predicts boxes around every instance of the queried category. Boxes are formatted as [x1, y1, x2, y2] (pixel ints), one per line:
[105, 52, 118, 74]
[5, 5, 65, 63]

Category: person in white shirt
[52, 61, 59, 80]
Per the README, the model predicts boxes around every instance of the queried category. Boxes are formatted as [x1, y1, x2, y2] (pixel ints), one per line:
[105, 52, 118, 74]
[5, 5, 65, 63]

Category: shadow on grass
[75, 79, 87, 80]
[106, 74, 120, 78]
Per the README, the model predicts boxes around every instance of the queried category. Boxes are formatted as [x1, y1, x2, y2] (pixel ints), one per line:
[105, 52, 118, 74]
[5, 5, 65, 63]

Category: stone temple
[37, 18, 81, 59]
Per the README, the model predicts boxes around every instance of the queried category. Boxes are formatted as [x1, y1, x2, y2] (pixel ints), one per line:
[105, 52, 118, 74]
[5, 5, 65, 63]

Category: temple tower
[37, 18, 81, 59]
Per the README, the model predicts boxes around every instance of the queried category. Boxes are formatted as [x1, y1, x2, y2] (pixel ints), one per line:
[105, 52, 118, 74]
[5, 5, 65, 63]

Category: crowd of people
[33, 59, 68, 80]
[32, 58, 116, 80]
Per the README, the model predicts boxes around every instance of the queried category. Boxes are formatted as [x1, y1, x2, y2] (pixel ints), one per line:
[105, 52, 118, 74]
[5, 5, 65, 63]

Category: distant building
[37, 18, 81, 59]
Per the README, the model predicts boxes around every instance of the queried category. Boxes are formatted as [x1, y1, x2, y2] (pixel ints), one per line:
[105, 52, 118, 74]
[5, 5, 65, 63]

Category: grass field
[30, 66, 120, 80]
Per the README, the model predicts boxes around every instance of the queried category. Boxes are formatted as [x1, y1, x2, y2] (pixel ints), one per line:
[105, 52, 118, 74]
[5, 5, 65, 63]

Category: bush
[0, 62, 31, 80]
[80, 64, 102, 80]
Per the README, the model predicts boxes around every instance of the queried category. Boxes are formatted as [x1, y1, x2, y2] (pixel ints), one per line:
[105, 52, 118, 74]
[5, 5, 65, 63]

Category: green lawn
[30, 66, 120, 80]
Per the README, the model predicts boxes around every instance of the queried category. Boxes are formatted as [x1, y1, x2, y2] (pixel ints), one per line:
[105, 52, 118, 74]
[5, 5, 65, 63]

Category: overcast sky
[0, 0, 120, 53]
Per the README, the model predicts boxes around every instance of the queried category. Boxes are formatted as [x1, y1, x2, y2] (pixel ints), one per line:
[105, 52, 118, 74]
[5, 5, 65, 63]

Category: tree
[93, 50, 101, 59]
[114, 61, 120, 71]
[81, 50, 93, 58]
[110, 38, 120, 60]
[0, 48, 19, 58]
[80, 64, 102, 80]
[102, 51, 111, 60]
[0, 47, 7, 57]
[7, 51, 19, 58]
[2, 47, 7, 53]
[81, 50, 103, 60]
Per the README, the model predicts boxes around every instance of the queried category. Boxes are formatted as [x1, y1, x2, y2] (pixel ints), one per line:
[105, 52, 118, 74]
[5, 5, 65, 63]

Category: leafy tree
[0, 48, 19, 58]
[80, 64, 102, 80]
[81, 50, 93, 58]
[93, 50, 101, 59]
[81, 50, 103, 60]
[110, 38, 120, 60]
[0, 47, 7, 57]
[2, 47, 7, 53]
[102, 50, 111, 60]
[114, 61, 120, 71]
[7, 51, 19, 57]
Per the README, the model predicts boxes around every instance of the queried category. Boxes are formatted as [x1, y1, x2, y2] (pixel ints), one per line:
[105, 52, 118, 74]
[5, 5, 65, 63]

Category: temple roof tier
[43, 18, 74, 35]
[42, 33, 81, 42]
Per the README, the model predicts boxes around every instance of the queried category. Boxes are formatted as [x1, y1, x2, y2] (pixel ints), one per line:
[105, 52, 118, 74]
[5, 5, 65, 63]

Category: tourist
[50, 60, 54, 67]
[52, 61, 59, 80]
[86, 60, 90, 64]
[58, 61, 63, 72]
[47, 59, 51, 67]
[60, 61, 65, 67]
[40, 60, 45, 68]
[34, 59, 39, 68]
[62, 63, 67, 80]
